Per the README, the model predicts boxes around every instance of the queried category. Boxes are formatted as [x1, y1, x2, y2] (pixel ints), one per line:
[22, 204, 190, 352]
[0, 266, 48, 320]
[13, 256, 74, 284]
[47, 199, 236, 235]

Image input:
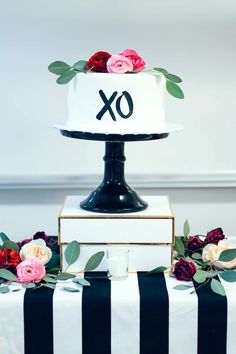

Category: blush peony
[202, 240, 236, 270]
[120, 49, 145, 71]
[20, 239, 52, 265]
[106, 54, 133, 74]
[17, 258, 46, 283]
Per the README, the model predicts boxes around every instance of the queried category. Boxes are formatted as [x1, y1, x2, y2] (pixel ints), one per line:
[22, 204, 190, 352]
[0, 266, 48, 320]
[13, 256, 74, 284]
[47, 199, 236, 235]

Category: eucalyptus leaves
[148, 220, 236, 296]
[153, 67, 184, 99]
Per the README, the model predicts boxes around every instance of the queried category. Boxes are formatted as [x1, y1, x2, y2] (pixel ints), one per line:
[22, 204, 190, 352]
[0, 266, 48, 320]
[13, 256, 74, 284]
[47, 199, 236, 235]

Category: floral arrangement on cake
[0, 231, 104, 294]
[48, 49, 184, 99]
[149, 220, 236, 296]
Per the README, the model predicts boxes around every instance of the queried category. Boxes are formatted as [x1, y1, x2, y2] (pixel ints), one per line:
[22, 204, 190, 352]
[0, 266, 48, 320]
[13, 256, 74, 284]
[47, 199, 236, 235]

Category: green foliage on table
[84, 251, 105, 271]
[220, 270, 236, 282]
[0, 286, 10, 294]
[210, 278, 226, 296]
[0, 268, 17, 282]
[174, 236, 185, 256]
[65, 240, 80, 266]
[0, 232, 9, 243]
[219, 248, 236, 262]
[73, 277, 90, 286]
[173, 284, 193, 290]
[148, 266, 167, 275]
[2, 240, 20, 251]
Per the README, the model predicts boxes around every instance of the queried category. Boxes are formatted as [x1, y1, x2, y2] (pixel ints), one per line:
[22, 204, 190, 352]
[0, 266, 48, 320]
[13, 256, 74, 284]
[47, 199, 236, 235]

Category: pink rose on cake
[17, 258, 46, 283]
[120, 49, 145, 71]
[20, 239, 52, 265]
[107, 54, 133, 74]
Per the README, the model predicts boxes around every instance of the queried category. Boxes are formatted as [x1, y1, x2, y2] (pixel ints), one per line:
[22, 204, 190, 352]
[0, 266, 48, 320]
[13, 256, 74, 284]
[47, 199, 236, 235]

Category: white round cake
[55, 71, 183, 135]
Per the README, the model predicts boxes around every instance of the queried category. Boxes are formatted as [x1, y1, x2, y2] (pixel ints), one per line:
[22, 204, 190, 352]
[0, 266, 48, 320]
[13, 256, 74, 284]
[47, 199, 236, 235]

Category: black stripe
[194, 278, 227, 354]
[138, 272, 169, 354]
[82, 272, 111, 354]
[24, 287, 54, 354]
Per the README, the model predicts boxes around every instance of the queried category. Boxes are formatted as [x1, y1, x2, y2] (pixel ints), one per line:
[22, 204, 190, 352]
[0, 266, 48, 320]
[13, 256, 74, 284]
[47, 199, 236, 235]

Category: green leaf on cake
[0, 232, 10, 243]
[3, 240, 20, 251]
[0, 268, 17, 282]
[166, 80, 184, 99]
[174, 236, 185, 256]
[48, 61, 71, 75]
[220, 270, 236, 282]
[210, 278, 226, 296]
[57, 69, 77, 84]
[72, 60, 87, 71]
[84, 251, 104, 271]
[183, 219, 190, 238]
[65, 240, 80, 266]
[63, 287, 80, 292]
[219, 248, 236, 262]
[165, 73, 182, 83]
[153, 67, 168, 75]
[22, 283, 36, 289]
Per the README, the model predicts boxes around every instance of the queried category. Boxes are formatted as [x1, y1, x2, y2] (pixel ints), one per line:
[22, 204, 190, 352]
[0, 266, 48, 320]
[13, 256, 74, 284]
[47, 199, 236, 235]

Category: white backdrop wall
[0, 0, 236, 239]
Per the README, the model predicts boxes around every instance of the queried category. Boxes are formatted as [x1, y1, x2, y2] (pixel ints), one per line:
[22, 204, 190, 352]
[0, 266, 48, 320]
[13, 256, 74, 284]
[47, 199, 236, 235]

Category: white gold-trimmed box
[59, 195, 174, 244]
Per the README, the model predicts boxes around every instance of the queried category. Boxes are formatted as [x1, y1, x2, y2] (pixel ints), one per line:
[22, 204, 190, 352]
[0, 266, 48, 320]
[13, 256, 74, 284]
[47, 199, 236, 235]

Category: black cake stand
[60, 130, 169, 213]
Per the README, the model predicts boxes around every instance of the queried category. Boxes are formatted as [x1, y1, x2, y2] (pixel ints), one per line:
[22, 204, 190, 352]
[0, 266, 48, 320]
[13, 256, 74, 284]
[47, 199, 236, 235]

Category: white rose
[202, 240, 236, 270]
[20, 239, 52, 265]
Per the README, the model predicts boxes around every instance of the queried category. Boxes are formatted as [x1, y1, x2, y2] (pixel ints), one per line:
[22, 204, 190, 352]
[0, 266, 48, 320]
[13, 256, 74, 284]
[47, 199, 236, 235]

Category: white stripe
[111, 273, 140, 354]
[0, 286, 25, 354]
[219, 278, 236, 354]
[53, 282, 83, 354]
[164, 274, 198, 354]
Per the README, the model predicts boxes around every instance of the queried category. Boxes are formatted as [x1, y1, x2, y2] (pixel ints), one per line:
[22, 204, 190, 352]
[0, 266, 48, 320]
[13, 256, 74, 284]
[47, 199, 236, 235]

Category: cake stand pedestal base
[80, 142, 147, 213]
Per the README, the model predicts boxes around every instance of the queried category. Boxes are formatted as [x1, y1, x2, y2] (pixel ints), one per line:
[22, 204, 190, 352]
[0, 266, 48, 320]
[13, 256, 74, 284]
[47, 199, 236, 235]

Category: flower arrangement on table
[48, 48, 184, 99]
[0, 232, 104, 294]
[149, 220, 236, 296]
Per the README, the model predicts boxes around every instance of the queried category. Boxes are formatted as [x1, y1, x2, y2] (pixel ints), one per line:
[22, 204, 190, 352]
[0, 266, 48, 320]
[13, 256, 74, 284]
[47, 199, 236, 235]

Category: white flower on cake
[202, 240, 236, 270]
[20, 239, 52, 265]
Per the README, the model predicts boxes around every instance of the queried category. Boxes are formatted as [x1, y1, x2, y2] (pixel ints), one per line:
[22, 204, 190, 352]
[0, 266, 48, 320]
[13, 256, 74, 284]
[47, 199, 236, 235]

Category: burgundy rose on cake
[149, 220, 236, 296]
[48, 48, 184, 99]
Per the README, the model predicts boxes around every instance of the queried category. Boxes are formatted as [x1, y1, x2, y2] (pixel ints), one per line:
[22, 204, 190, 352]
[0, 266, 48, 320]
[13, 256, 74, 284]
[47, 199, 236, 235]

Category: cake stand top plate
[59, 129, 169, 142]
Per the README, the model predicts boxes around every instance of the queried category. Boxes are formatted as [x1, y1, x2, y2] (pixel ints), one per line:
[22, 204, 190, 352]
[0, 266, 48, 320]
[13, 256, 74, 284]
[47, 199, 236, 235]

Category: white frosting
[66, 72, 169, 134]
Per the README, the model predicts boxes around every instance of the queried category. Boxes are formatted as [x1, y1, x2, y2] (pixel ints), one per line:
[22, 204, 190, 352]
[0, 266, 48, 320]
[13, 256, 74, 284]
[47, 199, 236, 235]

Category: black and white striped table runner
[0, 272, 235, 354]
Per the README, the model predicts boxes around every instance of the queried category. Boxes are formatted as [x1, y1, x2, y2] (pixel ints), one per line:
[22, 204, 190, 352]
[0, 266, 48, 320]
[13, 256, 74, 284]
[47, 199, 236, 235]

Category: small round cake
[55, 72, 182, 135]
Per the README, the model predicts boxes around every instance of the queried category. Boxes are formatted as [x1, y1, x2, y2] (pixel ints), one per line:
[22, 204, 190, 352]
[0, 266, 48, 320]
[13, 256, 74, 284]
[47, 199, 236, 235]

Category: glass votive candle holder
[107, 248, 129, 280]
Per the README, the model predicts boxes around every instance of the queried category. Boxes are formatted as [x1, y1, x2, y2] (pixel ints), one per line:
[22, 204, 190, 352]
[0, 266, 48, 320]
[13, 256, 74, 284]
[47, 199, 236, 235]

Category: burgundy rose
[17, 238, 31, 249]
[173, 258, 197, 281]
[0, 248, 21, 274]
[87, 51, 111, 73]
[205, 228, 225, 245]
[33, 231, 51, 247]
[187, 236, 204, 252]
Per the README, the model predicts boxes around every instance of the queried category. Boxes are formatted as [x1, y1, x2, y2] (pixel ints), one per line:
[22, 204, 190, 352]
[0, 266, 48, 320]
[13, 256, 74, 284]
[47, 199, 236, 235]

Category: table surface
[0, 272, 236, 354]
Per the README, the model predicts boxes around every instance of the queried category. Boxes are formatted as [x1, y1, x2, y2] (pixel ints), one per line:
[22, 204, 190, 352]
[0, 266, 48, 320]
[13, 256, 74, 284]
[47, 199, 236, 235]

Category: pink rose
[16, 258, 46, 283]
[107, 54, 133, 74]
[120, 49, 145, 71]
